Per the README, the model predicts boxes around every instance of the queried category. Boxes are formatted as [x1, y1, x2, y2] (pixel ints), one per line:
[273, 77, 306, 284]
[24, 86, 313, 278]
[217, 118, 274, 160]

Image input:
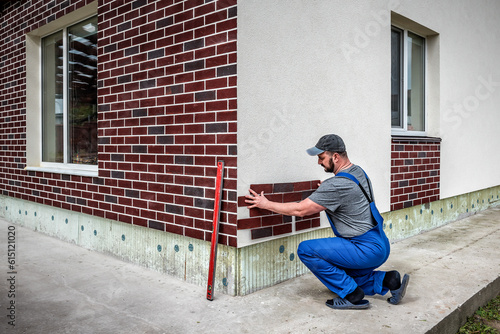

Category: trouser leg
[297, 238, 358, 298]
[297, 232, 390, 298]
[345, 269, 389, 296]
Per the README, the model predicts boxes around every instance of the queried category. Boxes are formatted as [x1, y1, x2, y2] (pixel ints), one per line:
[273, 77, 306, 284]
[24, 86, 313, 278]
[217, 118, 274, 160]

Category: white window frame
[391, 25, 427, 137]
[25, 2, 98, 177]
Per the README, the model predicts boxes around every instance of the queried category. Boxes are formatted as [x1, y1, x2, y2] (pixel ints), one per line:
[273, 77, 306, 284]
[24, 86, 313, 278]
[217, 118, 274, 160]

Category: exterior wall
[237, 0, 500, 246]
[0, 0, 238, 247]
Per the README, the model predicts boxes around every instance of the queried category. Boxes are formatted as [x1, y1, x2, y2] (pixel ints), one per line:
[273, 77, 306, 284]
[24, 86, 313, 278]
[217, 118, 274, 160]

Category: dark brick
[184, 38, 204, 51]
[126, 189, 140, 198]
[104, 44, 116, 53]
[195, 198, 214, 209]
[118, 74, 131, 84]
[167, 85, 183, 94]
[301, 190, 315, 199]
[149, 220, 165, 231]
[133, 145, 147, 153]
[132, 0, 147, 9]
[140, 79, 156, 89]
[148, 126, 164, 135]
[93, 178, 104, 185]
[157, 135, 174, 144]
[165, 204, 184, 215]
[148, 49, 164, 60]
[112, 171, 125, 179]
[99, 137, 110, 144]
[228, 6, 237, 18]
[125, 46, 139, 56]
[105, 195, 117, 203]
[251, 227, 272, 239]
[133, 109, 147, 117]
[217, 64, 236, 77]
[111, 154, 124, 161]
[185, 60, 204, 72]
[195, 90, 215, 101]
[157, 16, 173, 29]
[118, 21, 131, 32]
[273, 183, 294, 193]
[206, 123, 227, 133]
[175, 156, 193, 165]
[184, 186, 204, 197]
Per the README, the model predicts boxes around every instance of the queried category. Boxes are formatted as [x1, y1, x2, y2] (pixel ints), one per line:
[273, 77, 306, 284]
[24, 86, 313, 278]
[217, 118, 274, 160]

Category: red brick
[295, 220, 311, 231]
[261, 215, 283, 227]
[273, 223, 292, 236]
[216, 18, 236, 33]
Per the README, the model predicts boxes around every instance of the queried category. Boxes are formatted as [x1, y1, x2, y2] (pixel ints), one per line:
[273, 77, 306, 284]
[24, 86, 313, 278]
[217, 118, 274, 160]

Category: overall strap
[336, 171, 373, 203]
[359, 168, 375, 203]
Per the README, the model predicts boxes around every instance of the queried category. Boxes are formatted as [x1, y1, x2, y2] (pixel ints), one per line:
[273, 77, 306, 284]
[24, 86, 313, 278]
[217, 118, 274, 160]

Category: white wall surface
[237, 0, 500, 219]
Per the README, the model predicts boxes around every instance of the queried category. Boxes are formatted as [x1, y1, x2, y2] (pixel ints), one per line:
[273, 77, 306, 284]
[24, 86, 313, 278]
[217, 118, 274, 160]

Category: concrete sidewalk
[0, 207, 499, 334]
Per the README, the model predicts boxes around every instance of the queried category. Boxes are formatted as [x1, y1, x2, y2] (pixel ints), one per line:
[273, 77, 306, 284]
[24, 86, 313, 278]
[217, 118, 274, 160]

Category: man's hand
[245, 188, 326, 217]
[245, 189, 268, 209]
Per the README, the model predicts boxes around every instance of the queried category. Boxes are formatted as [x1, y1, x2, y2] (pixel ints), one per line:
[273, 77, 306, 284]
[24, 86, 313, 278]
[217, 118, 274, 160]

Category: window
[25, 2, 97, 176]
[391, 26, 426, 134]
[42, 16, 98, 165]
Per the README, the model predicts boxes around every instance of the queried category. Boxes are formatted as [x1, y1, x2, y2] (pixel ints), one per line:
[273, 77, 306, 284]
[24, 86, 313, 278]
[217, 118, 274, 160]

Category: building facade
[1, 0, 499, 295]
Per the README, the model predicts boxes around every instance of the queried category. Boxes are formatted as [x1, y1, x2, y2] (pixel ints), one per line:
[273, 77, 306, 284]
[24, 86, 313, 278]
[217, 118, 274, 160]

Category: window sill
[391, 135, 442, 143]
[25, 166, 98, 177]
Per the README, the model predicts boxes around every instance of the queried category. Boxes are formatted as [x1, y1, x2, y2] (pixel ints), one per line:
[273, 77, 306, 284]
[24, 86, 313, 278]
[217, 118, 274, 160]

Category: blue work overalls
[297, 173, 391, 299]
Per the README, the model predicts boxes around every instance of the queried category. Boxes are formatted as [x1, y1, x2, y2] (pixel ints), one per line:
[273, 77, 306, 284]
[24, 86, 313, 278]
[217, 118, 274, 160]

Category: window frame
[25, 2, 98, 177]
[391, 24, 427, 137]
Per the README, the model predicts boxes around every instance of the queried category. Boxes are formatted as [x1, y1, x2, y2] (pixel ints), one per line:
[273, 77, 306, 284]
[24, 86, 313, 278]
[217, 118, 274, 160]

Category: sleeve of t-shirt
[307, 178, 341, 213]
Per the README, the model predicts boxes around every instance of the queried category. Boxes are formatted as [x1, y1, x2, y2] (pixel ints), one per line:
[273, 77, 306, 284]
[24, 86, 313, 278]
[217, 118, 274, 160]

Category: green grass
[458, 294, 500, 333]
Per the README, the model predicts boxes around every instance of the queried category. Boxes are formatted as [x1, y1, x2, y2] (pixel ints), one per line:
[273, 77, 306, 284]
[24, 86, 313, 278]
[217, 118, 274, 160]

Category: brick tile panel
[390, 137, 441, 211]
[237, 180, 320, 240]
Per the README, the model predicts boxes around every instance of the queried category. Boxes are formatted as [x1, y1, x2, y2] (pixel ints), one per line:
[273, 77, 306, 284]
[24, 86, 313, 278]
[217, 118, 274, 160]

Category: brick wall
[237, 181, 320, 240]
[0, 0, 238, 246]
[390, 137, 441, 211]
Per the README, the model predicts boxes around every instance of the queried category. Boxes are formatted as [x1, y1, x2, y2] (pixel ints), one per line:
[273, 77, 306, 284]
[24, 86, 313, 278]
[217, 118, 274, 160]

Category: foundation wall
[1, 184, 498, 296]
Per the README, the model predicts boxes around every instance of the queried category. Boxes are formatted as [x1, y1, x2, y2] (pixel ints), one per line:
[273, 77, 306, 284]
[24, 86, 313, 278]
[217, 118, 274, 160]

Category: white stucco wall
[237, 0, 500, 220]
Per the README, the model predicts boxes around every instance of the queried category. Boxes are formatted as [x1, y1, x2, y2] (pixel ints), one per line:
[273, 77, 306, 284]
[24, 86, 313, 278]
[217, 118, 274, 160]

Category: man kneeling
[245, 134, 409, 309]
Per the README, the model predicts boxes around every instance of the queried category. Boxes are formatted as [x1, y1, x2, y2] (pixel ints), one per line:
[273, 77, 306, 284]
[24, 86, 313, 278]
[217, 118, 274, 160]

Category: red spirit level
[206, 160, 225, 301]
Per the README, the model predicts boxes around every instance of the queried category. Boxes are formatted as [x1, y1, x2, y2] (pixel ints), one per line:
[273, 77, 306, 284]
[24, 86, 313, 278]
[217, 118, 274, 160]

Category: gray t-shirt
[308, 164, 376, 238]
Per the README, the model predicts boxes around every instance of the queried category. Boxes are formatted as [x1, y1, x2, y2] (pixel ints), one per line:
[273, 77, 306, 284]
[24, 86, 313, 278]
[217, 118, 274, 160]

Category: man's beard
[322, 157, 335, 173]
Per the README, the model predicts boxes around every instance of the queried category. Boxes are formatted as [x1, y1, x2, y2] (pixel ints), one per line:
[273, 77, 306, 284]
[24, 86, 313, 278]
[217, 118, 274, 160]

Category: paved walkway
[1, 206, 499, 334]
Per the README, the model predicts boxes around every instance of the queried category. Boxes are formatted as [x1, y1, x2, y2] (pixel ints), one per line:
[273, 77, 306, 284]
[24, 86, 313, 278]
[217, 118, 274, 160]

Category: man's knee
[297, 240, 313, 260]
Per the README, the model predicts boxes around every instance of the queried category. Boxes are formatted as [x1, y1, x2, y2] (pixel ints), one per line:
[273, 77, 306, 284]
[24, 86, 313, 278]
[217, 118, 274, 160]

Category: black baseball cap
[306, 134, 346, 156]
